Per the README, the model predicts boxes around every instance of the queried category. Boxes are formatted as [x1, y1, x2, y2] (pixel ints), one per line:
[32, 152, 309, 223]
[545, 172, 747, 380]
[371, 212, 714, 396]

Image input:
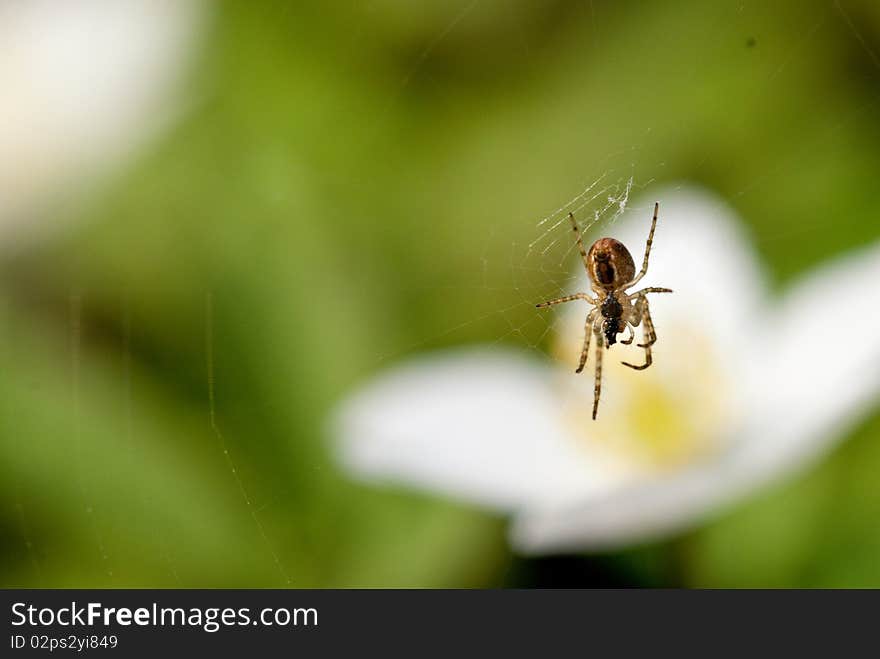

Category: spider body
[536, 203, 673, 419]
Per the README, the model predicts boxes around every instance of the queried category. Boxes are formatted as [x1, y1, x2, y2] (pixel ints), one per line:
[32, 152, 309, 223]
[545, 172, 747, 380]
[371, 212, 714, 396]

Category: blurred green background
[3, 0, 880, 587]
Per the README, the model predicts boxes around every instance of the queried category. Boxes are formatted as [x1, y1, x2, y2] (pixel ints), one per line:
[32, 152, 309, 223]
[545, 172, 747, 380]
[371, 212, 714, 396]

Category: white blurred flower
[0, 0, 204, 245]
[330, 187, 880, 554]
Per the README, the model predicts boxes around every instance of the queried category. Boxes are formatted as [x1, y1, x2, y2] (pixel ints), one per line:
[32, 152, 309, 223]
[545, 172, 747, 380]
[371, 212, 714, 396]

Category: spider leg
[628, 286, 673, 297]
[626, 202, 659, 289]
[568, 211, 593, 276]
[535, 292, 596, 308]
[621, 296, 655, 370]
[638, 302, 657, 348]
[592, 323, 604, 420]
[620, 323, 635, 345]
[575, 308, 598, 373]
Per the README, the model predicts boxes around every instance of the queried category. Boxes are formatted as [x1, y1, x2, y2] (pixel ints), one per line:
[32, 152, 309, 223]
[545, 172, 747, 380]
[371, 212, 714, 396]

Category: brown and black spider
[536, 202, 672, 420]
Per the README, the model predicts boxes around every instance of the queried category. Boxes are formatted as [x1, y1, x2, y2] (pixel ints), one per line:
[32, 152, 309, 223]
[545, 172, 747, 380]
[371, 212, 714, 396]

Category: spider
[536, 202, 672, 420]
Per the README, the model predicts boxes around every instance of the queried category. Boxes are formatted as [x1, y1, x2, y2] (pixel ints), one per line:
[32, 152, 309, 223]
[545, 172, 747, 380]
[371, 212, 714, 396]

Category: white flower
[0, 0, 204, 245]
[330, 187, 880, 554]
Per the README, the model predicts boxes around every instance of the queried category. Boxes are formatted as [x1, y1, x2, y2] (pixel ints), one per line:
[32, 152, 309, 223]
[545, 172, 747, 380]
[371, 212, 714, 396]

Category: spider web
[493, 172, 644, 362]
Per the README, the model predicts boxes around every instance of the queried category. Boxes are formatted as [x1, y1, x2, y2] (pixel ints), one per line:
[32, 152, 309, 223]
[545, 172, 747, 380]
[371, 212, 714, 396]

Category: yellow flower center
[553, 318, 733, 473]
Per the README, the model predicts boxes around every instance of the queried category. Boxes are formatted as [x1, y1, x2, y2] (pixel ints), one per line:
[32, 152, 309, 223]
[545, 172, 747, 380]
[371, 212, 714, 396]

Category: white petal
[0, 0, 204, 243]
[744, 238, 880, 475]
[331, 349, 625, 512]
[510, 453, 752, 553]
[615, 187, 766, 362]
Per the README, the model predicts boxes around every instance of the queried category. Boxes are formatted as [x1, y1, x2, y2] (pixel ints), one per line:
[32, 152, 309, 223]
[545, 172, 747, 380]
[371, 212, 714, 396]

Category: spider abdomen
[600, 295, 624, 346]
[587, 238, 635, 289]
